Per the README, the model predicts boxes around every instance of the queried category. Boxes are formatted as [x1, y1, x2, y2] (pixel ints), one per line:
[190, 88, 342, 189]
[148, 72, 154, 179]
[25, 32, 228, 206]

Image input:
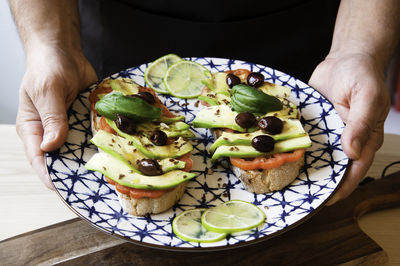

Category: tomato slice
[106, 178, 173, 199]
[178, 153, 193, 172]
[89, 81, 113, 113]
[99, 116, 117, 135]
[230, 149, 305, 170]
[128, 188, 169, 199]
[105, 176, 116, 185]
[225, 69, 251, 82]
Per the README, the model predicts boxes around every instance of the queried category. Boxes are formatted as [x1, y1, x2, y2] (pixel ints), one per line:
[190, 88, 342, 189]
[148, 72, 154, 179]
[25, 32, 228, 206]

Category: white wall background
[0, 0, 25, 124]
[0, 0, 398, 132]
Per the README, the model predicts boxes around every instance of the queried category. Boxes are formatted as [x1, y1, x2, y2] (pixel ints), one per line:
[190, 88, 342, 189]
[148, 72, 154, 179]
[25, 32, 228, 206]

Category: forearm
[9, 0, 81, 55]
[329, 0, 400, 69]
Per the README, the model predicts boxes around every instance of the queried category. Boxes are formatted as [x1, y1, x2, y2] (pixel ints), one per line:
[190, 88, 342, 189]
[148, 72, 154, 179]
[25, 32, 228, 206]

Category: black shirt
[79, 0, 340, 82]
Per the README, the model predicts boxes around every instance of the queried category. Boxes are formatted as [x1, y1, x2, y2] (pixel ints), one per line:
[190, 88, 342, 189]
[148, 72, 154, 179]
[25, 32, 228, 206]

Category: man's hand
[309, 0, 400, 204]
[10, 0, 97, 188]
[309, 52, 390, 204]
[16, 45, 97, 189]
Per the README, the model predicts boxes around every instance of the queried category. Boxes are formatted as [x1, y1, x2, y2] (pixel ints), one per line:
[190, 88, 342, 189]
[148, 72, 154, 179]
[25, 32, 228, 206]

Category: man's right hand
[16, 45, 97, 189]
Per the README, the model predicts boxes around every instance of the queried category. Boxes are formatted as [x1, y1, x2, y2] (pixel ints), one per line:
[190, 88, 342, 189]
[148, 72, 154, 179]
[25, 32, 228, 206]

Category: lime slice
[164, 60, 210, 98]
[172, 208, 226, 243]
[201, 200, 265, 234]
[144, 54, 183, 94]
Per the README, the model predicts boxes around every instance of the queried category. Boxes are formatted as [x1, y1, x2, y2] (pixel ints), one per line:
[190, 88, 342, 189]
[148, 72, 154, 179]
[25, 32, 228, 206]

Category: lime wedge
[145, 54, 183, 94]
[201, 200, 265, 234]
[172, 208, 226, 243]
[164, 60, 210, 98]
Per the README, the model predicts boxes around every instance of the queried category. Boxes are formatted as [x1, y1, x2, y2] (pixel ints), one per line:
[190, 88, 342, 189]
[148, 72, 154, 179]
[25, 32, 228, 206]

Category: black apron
[79, 0, 340, 82]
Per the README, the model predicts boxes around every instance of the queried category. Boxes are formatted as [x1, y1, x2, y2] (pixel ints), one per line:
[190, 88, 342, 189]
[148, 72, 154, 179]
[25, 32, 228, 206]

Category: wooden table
[0, 124, 399, 264]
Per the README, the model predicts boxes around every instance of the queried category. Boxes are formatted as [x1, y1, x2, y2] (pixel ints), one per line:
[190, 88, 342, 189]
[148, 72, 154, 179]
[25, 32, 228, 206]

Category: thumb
[35, 88, 69, 151]
[340, 89, 381, 160]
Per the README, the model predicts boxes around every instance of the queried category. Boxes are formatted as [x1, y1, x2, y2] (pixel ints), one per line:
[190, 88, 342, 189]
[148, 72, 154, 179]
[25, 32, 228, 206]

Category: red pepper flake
[222, 192, 228, 197]
[118, 174, 125, 179]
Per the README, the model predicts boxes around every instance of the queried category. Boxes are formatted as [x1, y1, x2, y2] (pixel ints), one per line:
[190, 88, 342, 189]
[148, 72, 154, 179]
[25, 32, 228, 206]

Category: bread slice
[117, 182, 187, 216]
[231, 156, 303, 193]
[89, 80, 188, 216]
[212, 129, 303, 193]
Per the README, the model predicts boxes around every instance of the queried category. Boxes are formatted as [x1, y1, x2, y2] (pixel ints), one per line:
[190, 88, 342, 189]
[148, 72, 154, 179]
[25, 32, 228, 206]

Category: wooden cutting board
[1, 171, 399, 266]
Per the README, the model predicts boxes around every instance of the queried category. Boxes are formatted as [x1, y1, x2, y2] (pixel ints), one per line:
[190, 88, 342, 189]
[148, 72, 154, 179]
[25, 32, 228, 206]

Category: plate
[46, 57, 349, 250]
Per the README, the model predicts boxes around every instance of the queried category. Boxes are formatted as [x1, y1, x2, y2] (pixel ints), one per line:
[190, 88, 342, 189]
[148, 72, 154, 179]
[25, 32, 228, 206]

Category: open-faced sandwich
[193, 69, 311, 193]
[85, 77, 196, 216]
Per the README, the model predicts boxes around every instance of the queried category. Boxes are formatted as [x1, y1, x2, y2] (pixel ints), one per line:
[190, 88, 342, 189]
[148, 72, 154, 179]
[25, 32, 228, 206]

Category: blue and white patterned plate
[46, 57, 348, 250]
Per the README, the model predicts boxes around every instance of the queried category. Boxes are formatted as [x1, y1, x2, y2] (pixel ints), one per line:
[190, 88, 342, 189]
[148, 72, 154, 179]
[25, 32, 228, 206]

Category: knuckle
[355, 118, 374, 135]
[41, 113, 67, 129]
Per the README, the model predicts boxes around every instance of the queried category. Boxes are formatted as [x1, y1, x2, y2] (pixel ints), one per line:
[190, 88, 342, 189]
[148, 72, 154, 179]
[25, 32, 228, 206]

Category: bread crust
[117, 182, 187, 216]
[231, 156, 303, 193]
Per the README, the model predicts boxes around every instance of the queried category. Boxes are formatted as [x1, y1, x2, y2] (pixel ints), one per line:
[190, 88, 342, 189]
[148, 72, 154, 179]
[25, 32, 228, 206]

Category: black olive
[150, 129, 168, 146]
[247, 72, 265, 88]
[226, 73, 241, 88]
[235, 112, 256, 128]
[128, 91, 156, 104]
[258, 116, 283, 135]
[251, 135, 275, 152]
[137, 159, 163, 176]
[115, 114, 136, 134]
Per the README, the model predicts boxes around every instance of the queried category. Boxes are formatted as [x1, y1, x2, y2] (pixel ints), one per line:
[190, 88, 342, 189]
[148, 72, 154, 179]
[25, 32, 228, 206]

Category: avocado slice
[264, 101, 298, 119]
[137, 121, 195, 139]
[258, 82, 291, 99]
[107, 119, 193, 159]
[192, 105, 247, 132]
[90, 130, 186, 173]
[110, 78, 140, 95]
[212, 72, 230, 96]
[85, 152, 195, 190]
[209, 119, 307, 153]
[211, 135, 312, 163]
[197, 95, 218, 106]
[158, 115, 185, 124]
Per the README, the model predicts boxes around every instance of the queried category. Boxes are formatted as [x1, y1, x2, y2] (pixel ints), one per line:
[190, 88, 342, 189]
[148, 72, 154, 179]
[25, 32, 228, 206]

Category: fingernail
[351, 138, 361, 159]
[42, 132, 56, 145]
